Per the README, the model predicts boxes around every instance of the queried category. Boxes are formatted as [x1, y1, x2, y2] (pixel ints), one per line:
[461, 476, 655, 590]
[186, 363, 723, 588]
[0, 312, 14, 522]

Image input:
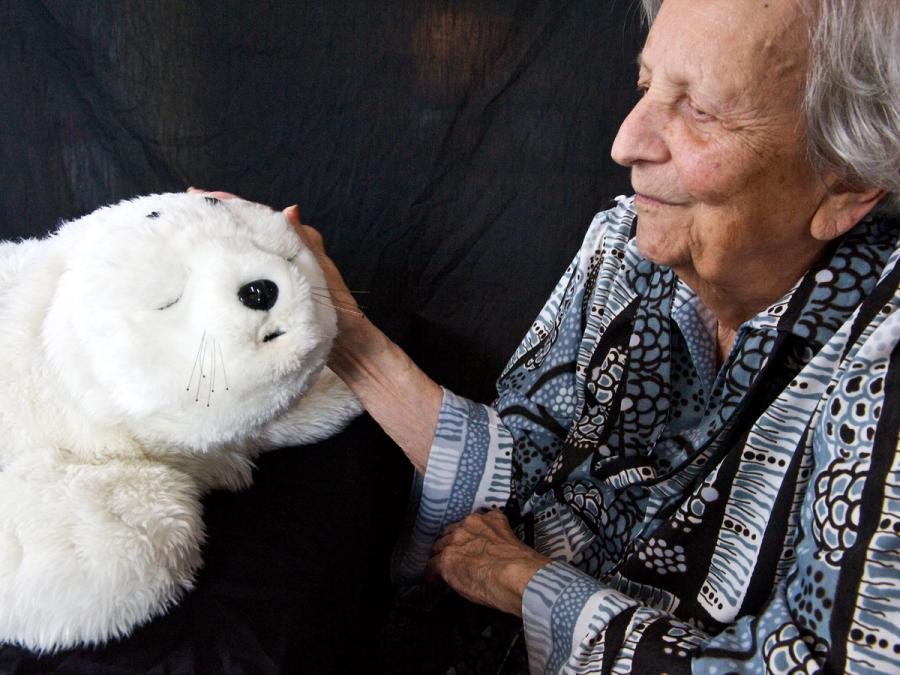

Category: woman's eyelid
[635, 59, 714, 121]
[636, 62, 650, 89]
[683, 92, 716, 120]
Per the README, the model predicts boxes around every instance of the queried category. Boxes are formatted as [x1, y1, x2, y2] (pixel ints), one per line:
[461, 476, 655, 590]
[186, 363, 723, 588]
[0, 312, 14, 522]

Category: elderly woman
[273, 0, 899, 671]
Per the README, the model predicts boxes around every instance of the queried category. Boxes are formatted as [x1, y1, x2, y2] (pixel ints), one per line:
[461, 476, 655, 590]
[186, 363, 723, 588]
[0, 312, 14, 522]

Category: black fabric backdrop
[0, 1, 644, 672]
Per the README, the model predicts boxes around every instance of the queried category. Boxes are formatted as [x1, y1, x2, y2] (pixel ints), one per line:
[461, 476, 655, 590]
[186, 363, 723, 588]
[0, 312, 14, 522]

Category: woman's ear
[810, 184, 886, 241]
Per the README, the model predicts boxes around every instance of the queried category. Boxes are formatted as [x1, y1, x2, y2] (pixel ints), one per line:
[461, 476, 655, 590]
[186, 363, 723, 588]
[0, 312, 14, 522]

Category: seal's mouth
[262, 329, 285, 343]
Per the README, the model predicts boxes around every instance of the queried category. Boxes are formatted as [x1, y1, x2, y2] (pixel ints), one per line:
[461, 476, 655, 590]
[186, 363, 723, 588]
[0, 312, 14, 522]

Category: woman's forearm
[329, 319, 442, 474]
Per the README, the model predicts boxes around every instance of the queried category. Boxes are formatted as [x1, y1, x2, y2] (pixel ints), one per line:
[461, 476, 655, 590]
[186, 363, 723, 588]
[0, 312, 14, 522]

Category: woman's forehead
[643, 0, 808, 85]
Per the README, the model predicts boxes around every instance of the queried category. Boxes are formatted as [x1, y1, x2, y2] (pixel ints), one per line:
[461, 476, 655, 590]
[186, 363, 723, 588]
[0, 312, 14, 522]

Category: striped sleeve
[522, 562, 705, 674]
[392, 388, 514, 583]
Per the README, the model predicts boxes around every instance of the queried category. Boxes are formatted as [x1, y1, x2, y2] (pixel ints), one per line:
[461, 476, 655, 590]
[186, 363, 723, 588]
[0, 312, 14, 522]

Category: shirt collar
[746, 214, 897, 348]
[626, 201, 897, 361]
[663, 213, 896, 381]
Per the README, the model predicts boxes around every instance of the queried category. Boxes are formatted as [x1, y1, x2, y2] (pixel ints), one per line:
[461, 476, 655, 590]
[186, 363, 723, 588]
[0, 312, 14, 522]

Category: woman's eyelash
[686, 99, 713, 120]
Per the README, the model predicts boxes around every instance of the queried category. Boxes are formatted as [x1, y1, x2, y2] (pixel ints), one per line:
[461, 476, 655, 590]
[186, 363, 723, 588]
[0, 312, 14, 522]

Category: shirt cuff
[391, 387, 514, 584]
[522, 561, 639, 674]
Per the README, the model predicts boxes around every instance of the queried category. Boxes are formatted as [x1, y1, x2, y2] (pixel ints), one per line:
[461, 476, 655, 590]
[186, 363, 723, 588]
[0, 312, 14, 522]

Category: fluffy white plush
[0, 193, 362, 652]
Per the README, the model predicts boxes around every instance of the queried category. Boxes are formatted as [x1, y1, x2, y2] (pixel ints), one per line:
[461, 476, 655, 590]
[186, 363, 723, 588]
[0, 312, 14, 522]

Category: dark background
[0, 1, 643, 672]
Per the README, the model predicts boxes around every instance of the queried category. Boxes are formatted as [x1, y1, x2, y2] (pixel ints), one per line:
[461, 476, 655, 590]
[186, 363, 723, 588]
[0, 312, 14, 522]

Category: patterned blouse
[394, 196, 900, 674]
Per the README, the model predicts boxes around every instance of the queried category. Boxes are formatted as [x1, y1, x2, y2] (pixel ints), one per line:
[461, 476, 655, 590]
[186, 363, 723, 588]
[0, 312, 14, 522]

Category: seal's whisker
[207, 337, 216, 407]
[309, 285, 371, 295]
[310, 296, 366, 318]
[310, 296, 365, 312]
[187, 330, 207, 392]
[218, 341, 230, 391]
[196, 336, 211, 402]
[310, 290, 366, 312]
[310, 293, 359, 310]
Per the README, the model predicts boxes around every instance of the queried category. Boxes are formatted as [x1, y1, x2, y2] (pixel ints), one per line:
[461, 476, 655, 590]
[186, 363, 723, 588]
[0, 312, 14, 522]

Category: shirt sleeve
[522, 562, 705, 674]
[391, 203, 629, 584]
[524, 535, 900, 675]
[522, 561, 849, 674]
[392, 388, 516, 583]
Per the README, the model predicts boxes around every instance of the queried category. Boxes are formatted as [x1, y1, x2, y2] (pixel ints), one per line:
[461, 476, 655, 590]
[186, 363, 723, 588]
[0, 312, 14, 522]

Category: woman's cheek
[678, 154, 739, 205]
[672, 126, 745, 205]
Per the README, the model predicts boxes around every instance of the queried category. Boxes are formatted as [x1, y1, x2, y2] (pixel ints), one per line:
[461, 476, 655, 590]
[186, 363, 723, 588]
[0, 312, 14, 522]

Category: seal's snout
[237, 279, 278, 311]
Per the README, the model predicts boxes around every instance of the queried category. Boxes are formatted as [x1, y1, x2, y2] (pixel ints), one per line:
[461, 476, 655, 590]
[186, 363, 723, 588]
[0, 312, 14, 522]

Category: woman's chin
[634, 227, 687, 268]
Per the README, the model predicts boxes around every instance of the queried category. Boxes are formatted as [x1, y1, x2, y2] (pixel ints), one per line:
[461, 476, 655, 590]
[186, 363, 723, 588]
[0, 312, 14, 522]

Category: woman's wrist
[329, 315, 389, 386]
[505, 556, 552, 616]
[328, 318, 442, 474]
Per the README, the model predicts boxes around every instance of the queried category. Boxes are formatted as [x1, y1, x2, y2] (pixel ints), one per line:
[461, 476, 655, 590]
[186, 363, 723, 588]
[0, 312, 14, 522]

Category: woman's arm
[284, 206, 443, 475]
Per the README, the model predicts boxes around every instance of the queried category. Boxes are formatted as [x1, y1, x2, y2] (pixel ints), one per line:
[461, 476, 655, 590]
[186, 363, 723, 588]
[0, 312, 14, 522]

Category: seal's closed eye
[156, 296, 180, 311]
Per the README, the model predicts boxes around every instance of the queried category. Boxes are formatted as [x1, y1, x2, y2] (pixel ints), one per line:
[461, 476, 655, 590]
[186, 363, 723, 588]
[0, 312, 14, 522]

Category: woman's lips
[634, 192, 686, 207]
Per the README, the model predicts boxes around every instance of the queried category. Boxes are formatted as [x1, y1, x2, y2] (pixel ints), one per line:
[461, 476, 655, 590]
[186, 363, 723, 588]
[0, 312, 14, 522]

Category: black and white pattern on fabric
[395, 197, 900, 674]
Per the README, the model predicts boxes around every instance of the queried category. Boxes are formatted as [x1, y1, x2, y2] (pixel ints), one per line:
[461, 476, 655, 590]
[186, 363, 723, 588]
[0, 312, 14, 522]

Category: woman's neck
[715, 323, 738, 368]
[673, 244, 825, 368]
[673, 240, 827, 337]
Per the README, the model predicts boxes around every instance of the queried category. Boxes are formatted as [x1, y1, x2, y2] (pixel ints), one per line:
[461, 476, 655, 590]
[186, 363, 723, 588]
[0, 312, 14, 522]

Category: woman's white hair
[640, 0, 900, 216]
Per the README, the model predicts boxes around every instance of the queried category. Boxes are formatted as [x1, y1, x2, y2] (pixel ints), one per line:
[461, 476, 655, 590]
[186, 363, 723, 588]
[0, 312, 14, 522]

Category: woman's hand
[426, 511, 551, 617]
[186, 188, 366, 340]
[283, 204, 442, 473]
[280, 204, 370, 342]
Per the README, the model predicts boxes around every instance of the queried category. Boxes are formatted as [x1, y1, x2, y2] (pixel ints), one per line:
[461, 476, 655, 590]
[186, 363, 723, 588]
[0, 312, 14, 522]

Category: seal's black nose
[238, 279, 279, 311]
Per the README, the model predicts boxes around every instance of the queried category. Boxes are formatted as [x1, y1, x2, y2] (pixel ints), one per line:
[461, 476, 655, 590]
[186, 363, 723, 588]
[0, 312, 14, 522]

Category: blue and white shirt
[395, 196, 900, 674]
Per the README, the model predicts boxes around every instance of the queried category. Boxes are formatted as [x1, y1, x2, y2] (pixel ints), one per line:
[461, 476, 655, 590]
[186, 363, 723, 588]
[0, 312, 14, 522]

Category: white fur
[0, 193, 361, 651]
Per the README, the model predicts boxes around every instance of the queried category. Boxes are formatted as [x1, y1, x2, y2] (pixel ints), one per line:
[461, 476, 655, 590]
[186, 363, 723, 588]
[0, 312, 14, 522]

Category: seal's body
[0, 193, 360, 651]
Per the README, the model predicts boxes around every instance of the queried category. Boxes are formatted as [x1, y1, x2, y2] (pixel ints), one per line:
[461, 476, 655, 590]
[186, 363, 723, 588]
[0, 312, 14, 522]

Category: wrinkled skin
[426, 511, 550, 617]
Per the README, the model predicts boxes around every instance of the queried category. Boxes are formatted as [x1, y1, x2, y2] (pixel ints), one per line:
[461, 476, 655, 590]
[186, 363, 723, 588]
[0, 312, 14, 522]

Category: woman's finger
[282, 204, 302, 227]
[424, 551, 445, 584]
[186, 187, 239, 200]
[298, 225, 326, 257]
[433, 527, 474, 554]
[282, 205, 313, 246]
[279, 205, 325, 255]
[441, 520, 465, 536]
[432, 536, 452, 554]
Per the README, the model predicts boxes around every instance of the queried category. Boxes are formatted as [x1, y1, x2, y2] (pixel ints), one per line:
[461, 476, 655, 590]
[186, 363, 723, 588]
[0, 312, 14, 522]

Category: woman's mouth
[635, 192, 685, 207]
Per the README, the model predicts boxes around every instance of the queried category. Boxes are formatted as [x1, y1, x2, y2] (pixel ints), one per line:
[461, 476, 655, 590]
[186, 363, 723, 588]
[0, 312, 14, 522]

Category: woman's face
[611, 0, 829, 288]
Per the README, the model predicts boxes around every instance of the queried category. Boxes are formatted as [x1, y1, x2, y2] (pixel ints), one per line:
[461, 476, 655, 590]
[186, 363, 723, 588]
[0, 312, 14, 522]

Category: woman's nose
[237, 279, 279, 311]
[610, 96, 669, 167]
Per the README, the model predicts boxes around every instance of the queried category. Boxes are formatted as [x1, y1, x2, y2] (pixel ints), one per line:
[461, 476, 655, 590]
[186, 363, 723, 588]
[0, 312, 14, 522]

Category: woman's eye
[687, 99, 713, 121]
[156, 296, 181, 311]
